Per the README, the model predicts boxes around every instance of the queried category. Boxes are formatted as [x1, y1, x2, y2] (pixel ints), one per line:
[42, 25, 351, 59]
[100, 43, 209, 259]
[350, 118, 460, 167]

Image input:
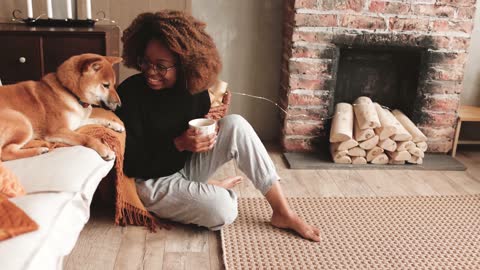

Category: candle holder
[11, 10, 114, 28]
[23, 18, 96, 27]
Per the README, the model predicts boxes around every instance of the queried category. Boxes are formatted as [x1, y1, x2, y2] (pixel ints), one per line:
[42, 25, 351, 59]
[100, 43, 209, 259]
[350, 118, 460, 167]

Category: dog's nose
[107, 102, 121, 111]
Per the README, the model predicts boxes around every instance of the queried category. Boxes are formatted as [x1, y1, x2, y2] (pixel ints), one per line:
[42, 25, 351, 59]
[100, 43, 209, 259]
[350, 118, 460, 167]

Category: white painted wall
[3, 0, 478, 140]
[460, 2, 480, 139]
[51, 0, 75, 19]
[192, 0, 283, 141]
[462, 2, 480, 106]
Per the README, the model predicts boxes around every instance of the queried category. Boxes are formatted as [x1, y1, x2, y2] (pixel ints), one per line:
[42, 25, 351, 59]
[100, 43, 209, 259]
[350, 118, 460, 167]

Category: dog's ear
[80, 56, 103, 74]
[105, 56, 122, 65]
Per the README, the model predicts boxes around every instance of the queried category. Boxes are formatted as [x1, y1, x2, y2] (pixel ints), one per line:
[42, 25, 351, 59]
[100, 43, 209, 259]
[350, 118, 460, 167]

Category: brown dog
[0, 53, 124, 162]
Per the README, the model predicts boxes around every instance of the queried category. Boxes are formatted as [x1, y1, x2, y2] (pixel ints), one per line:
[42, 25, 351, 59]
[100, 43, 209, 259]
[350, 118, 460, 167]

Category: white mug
[188, 118, 216, 135]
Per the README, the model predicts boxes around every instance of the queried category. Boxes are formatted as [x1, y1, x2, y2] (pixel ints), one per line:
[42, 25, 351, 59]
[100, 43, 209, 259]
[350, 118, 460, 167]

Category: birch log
[396, 141, 415, 152]
[366, 146, 384, 162]
[348, 147, 366, 157]
[332, 139, 358, 151]
[371, 153, 389, 164]
[330, 103, 354, 143]
[359, 135, 379, 150]
[355, 96, 373, 104]
[387, 151, 412, 161]
[408, 147, 425, 158]
[354, 119, 375, 141]
[352, 156, 367, 164]
[382, 109, 412, 141]
[378, 138, 397, 152]
[353, 97, 381, 129]
[333, 155, 352, 164]
[374, 103, 397, 140]
[416, 141, 428, 152]
[417, 157, 424, 165]
[330, 144, 348, 160]
[392, 109, 427, 143]
[408, 155, 423, 164]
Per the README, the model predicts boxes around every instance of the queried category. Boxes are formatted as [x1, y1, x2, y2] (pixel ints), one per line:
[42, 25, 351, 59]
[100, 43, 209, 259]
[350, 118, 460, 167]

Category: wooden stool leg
[452, 119, 462, 157]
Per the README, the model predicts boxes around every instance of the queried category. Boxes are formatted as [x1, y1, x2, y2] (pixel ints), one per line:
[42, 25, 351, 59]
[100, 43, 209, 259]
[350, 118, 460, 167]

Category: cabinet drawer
[0, 35, 42, 84]
[43, 34, 105, 74]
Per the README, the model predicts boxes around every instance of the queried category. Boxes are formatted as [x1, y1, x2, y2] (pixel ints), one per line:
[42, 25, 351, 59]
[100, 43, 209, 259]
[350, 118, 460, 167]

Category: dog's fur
[0, 53, 124, 162]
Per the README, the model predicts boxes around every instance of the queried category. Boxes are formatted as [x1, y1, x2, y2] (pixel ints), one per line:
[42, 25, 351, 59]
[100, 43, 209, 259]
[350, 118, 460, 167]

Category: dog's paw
[107, 122, 125, 133]
[39, 147, 50, 155]
[90, 141, 115, 161]
[102, 149, 116, 161]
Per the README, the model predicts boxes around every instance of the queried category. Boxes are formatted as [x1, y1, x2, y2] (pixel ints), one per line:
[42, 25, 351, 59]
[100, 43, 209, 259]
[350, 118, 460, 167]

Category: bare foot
[208, 176, 243, 189]
[271, 211, 321, 242]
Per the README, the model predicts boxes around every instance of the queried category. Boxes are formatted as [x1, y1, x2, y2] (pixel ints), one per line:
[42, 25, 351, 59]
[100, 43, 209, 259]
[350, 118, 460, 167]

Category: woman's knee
[219, 114, 249, 130]
[201, 189, 238, 230]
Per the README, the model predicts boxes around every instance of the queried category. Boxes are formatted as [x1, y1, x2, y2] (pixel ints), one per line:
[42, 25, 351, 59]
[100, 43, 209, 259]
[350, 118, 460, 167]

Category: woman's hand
[174, 128, 217, 152]
[205, 90, 231, 121]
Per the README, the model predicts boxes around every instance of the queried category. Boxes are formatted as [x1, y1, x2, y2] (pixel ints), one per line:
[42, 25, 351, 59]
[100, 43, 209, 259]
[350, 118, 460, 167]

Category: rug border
[220, 229, 229, 270]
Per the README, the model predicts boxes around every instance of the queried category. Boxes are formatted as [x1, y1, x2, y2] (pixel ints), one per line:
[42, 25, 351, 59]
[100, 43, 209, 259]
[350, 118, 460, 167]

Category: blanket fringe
[114, 200, 161, 232]
[74, 116, 171, 232]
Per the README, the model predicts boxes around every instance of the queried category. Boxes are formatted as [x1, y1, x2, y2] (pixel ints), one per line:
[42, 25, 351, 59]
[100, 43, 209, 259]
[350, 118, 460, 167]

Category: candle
[27, 0, 33, 18]
[66, 0, 73, 19]
[86, 0, 92, 20]
[46, 0, 53, 18]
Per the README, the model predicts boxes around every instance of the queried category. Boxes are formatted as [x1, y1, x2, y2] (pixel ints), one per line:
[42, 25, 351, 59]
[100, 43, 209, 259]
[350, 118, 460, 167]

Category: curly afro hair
[121, 10, 222, 94]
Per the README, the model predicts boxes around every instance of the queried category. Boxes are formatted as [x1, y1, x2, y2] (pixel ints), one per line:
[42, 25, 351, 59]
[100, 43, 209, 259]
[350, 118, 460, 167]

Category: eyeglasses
[137, 58, 176, 76]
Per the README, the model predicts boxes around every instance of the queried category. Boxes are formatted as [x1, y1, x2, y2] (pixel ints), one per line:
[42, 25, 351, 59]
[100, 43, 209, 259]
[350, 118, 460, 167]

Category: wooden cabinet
[0, 23, 120, 85]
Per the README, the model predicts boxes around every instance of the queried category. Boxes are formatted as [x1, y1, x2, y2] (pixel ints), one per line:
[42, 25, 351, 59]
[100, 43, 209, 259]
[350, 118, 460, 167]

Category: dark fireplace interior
[333, 47, 425, 118]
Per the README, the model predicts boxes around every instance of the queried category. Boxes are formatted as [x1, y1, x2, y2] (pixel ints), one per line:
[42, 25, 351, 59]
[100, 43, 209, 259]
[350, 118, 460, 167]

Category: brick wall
[280, 0, 477, 153]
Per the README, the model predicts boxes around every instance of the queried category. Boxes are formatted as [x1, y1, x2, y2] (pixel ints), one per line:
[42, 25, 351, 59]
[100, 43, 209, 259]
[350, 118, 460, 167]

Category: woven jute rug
[221, 195, 480, 269]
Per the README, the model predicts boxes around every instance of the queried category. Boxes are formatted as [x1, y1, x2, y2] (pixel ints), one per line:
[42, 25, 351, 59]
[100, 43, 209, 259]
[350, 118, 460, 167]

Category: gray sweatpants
[135, 114, 279, 230]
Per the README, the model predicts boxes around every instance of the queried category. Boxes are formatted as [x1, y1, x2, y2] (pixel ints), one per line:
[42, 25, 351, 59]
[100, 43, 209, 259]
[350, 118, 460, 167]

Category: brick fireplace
[280, 0, 477, 153]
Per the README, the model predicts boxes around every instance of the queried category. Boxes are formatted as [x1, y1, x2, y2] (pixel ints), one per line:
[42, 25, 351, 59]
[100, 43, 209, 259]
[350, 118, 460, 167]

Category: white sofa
[0, 146, 114, 270]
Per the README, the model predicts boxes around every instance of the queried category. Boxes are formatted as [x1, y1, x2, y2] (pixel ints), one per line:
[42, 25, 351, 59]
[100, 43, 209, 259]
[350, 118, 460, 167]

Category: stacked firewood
[329, 97, 428, 165]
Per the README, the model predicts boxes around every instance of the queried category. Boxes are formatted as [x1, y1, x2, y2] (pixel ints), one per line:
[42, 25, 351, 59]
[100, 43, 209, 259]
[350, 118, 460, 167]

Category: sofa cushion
[1, 192, 89, 270]
[3, 146, 114, 199]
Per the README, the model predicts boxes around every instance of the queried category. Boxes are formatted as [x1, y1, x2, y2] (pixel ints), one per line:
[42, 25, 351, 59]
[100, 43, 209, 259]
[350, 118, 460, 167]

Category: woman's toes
[310, 227, 321, 242]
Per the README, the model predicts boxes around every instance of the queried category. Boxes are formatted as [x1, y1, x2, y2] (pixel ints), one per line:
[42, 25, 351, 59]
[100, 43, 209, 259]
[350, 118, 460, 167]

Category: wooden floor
[64, 145, 480, 270]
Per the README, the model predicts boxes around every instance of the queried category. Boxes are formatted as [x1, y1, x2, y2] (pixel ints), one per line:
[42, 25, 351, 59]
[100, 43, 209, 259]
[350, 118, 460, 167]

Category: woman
[116, 10, 320, 242]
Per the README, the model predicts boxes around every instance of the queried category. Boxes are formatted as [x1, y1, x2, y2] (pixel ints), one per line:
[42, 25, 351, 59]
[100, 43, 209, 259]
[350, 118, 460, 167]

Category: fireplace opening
[333, 47, 426, 118]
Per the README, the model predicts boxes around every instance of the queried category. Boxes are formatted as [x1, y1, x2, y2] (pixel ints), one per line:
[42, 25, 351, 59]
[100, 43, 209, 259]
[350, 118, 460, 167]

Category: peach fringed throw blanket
[69, 109, 160, 231]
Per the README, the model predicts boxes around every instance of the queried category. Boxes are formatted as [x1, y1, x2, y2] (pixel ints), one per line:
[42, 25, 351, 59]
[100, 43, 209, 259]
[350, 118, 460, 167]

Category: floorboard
[65, 146, 480, 270]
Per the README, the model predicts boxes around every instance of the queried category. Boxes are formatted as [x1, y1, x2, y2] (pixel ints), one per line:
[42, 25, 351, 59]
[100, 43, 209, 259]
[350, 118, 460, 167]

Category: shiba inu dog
[0, 53, 124, 162]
